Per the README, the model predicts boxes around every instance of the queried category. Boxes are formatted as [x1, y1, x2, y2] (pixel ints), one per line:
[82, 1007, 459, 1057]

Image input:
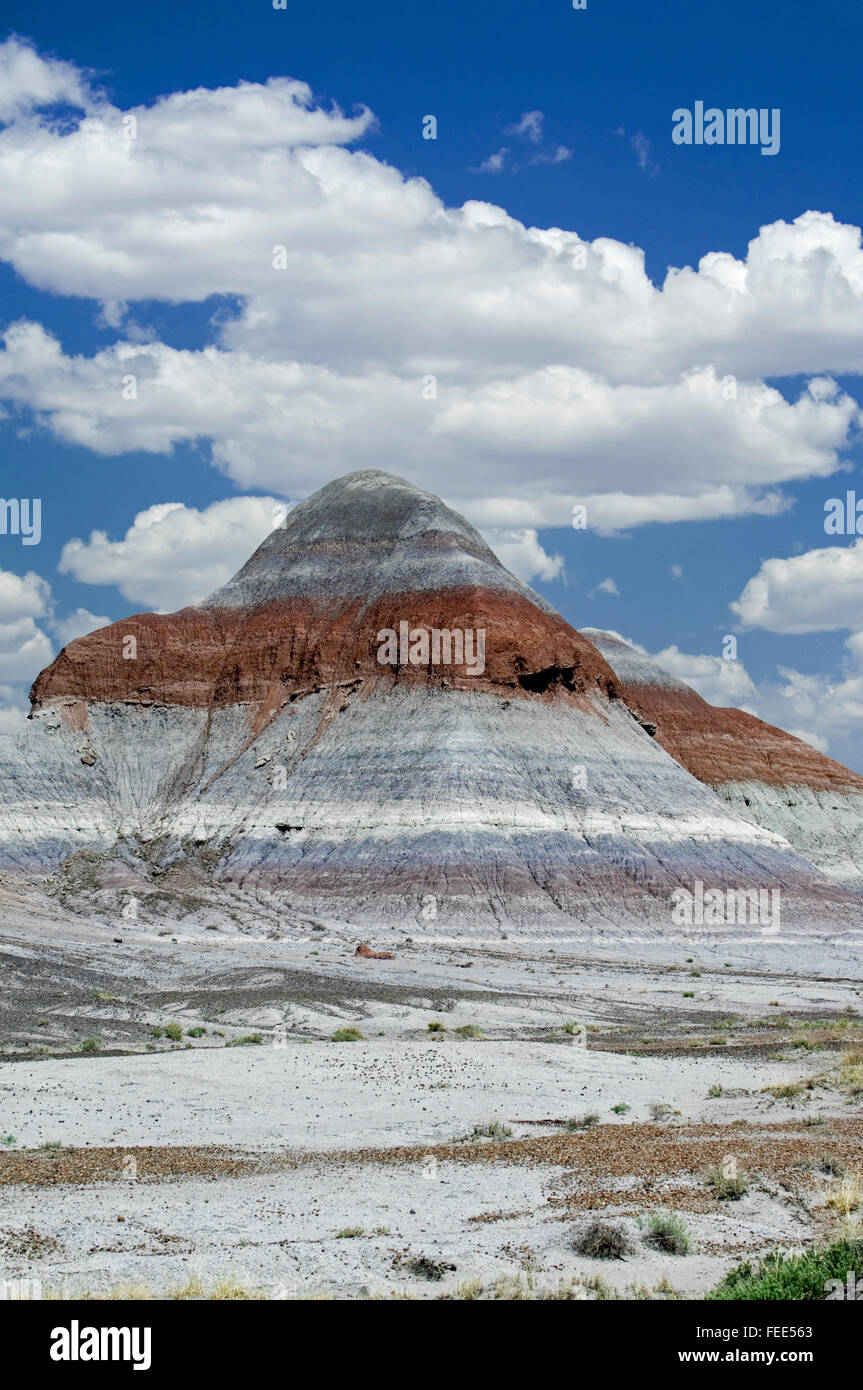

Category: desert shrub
[573, 1221, 631, 1260]
[707, 1240, 863, 1301]
[643, 1212, 692, 1256]
[563, 1113, 599, 1132]
[704, 1164, 749, 1200]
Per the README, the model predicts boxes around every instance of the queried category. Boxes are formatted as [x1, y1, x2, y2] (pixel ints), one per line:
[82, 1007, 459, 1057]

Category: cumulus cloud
[0, 324, 855, 528]
[649, 645, 760, 709]
[0, 568, 111, 716]
[51, 607, 110, 645]
[0, 40, 860, 530]
[58, 496, 284, 610]
[0, 35, 96, 120]
[636, 635, 863, 765]
[0, 568, 50, 620]
[0, 615, 53, 682]
[482, 528, 564, 583]
[732, 539, 863, 634]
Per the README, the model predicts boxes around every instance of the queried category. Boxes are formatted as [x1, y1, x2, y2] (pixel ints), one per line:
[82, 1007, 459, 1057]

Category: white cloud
[0, 41, 860, 529]
[631, 632, 863, 767]
[0, 614, 53, 682]
[0, 568, 50, 620]
[0, 325, 854, 529]
[51, 607, 110, 645]
[650, 644, 760, 708]
[482, 528, 564, 583]
[670, 564, 683, 580]
[58, 495, 284, 610]
[0, 35, 95, 120]
[530, 144, 572, 165]
[506, 110, 544, 143]
[732, 539, 863, 634]
[474, 147, 509, 174]
[590, 577, 620, 597]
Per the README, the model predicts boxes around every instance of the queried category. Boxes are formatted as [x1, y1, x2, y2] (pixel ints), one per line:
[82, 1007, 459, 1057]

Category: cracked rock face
[3, 471, 863, 942]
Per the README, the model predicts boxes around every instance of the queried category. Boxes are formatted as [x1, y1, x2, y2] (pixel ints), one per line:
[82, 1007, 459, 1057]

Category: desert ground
[1, 886, 861, 1300]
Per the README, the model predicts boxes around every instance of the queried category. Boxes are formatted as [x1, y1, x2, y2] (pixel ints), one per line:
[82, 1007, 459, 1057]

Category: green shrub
[470, 1120, 513, 1140]
[704, 1164, 749, 1200]
[331, 1027, 364, 1042]
[643, 1212, 692, 1256]
[163, 1023, 183, 1041]
[707, 1240, 863, 1300]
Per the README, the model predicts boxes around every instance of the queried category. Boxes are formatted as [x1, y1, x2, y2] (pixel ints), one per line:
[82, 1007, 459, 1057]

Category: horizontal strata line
[161, 806, 791, 843]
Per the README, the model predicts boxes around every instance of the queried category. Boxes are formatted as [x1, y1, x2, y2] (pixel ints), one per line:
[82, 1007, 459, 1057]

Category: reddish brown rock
[355, 942, 395, 960]
[30, 587, 619, 721]
[622, 683, 863, 793]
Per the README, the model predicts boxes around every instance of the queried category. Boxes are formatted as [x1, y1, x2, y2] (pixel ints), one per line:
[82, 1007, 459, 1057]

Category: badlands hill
[585, 630, 863, 892]
[1, 470, 861, 946]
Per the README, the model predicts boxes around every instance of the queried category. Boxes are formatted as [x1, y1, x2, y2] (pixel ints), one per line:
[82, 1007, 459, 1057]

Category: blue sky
[1, 1, 862, 768]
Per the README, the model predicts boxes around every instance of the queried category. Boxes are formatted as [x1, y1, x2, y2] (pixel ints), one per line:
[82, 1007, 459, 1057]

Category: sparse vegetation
[562, 1113, 599, 1132]
[163, 1023, 183, 1042]
[649, 1103, 673, 1122]
[335, 1227, 364, 1238]
[642, 1212, 692, 1256]
[404, 1255, 453, 1281]
[426, 1021, 446, 1032]
[80, 1037, 102, 1053]
[707, 1084, 723, 1098]
[453, 1024, 483, 1038]
[186, 1027, 206, 1038]
[611, 1103, 630, 1115]
[330, 1027, 365, 1042]
[573, 1221, 631, 1260]
[457, 1120, 513, 1142]
[704, 1164, 749, 1200]
[707, 1239, 863, 1301]
[226, 1034, 263, 1047]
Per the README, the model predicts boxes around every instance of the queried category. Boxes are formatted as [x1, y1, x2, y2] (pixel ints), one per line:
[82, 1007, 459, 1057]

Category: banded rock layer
[1, 471, 861, 942]
[585, 629, 863, 891]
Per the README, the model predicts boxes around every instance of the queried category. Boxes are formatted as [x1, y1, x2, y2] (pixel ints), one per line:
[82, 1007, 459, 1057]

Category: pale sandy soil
[1, 892, 861, 1299]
